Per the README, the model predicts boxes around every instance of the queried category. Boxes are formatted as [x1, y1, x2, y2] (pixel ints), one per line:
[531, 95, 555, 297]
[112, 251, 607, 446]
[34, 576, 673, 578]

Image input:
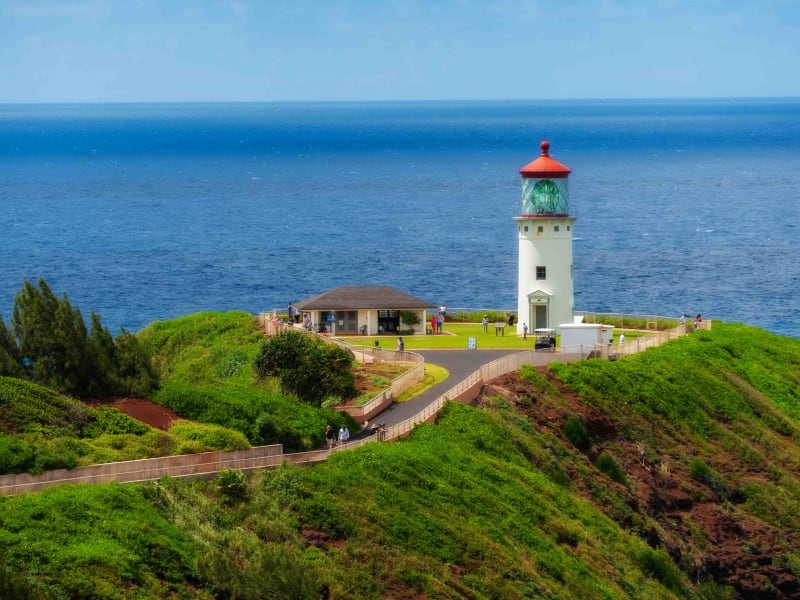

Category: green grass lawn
[334, 323, 646, 351]
[335, 323, 537, 350]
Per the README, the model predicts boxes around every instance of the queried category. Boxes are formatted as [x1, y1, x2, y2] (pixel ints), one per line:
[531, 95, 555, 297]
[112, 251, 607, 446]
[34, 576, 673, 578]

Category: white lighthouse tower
[515, 139, 575, 334]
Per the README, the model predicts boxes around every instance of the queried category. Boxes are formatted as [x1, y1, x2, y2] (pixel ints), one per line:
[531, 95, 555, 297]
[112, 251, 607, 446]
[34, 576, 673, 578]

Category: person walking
[325, 425, 336, 449]
[482, 314, 489, 333]
[396, 336, 404, 351]
[522, 322, 528, 341]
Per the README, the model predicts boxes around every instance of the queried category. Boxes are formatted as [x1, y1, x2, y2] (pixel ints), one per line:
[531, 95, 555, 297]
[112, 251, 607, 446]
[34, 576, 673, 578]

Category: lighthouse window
[537, 226, 544, 233]
[524, 225, 529, 232]
[554, 226, 560, 232]
[536, 266, 546, 280]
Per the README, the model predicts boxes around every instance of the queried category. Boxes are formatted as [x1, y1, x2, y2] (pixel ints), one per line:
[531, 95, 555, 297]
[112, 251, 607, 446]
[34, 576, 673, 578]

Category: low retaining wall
[450, 379, 484, 405]
[333, 348, 425, 422]
[0, 445, 284, 496]
[335, 391, 393, 422]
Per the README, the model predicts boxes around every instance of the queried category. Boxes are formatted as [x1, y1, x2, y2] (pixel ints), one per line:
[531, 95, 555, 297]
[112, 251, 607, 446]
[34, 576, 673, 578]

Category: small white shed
[558, 323, 614, 352]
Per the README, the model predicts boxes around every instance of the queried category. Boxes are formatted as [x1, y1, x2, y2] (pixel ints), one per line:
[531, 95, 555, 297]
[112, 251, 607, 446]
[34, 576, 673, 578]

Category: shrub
[85, 405, 150, 437]
[596, 453, 627, 486]
[253, 332, 355, 406]
[689, 458, 713, 482]
[169, 420, 250, 451]
[219, 349, 249, 378]
[154, 382, 354, 451]
[217, 469, 247, 504]
[690, 459, 729, 499]
[638, 548, 685, 593]
[251, 413, 305, 452]
[563, 415, 591, 451]
[0, 564, 45, 600]
[31, 438, 81, 473]
[0, 434, 36, 474]
[398, 310, 421, 326]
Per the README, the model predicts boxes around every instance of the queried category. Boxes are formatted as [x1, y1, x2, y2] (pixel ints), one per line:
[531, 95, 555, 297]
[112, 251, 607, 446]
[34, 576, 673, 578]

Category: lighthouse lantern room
[515, 140, 575, 334]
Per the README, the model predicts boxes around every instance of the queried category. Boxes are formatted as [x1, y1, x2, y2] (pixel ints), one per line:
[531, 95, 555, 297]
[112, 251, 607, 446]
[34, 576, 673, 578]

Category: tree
[0, 318, 22, 378]
[5, 279, 158, 398]
[254, 332, 355, 406]
[11, 279, 90, 395]
[112, 328, 159, 397]
[87, 312, 117, 396]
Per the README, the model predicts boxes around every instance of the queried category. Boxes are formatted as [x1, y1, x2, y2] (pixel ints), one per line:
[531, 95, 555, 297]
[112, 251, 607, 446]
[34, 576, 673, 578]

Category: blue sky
[1, 0, 798, 103]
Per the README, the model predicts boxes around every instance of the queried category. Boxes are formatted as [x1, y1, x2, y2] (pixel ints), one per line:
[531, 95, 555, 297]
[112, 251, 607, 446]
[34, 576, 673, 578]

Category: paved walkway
[354, 349, 519, 435]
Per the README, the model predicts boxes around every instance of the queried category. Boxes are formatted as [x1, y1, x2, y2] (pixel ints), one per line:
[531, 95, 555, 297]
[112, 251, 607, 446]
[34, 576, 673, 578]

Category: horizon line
[2, 95, 799, 107]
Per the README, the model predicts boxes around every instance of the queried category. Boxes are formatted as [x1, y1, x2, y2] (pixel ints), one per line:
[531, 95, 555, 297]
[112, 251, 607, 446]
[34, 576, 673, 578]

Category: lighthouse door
[534, 305, 548, 329]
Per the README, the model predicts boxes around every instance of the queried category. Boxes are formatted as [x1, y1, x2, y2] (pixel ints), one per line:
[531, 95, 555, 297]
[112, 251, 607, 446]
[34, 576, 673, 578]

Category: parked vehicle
[534, 328, 556, 351]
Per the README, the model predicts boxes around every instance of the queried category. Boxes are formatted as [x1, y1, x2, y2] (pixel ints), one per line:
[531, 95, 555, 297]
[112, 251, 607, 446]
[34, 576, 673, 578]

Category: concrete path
[358, 349, 519, 432]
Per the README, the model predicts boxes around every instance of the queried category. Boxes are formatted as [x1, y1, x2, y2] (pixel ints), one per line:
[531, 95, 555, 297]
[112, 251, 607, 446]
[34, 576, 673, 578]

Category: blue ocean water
[1, 99, 799, 338]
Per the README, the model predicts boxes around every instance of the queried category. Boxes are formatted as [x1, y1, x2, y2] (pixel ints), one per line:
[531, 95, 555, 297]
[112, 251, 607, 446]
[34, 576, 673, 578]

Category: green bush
[218, 349, 249, 378]
[30, 437, 81, 473]
[154, 382, 355, 451]
[251, 412, 305, 452]
[254, 332, 355, 407]
[0, 434, 36, 473]
[217, 469, 247, 504]
[638, 548, 685, 593]
[0, 564, 46, 600]
[0, 376, 87, 435]
[689, 459, 728, 498]
[398, 310, 421, 326]
[0, 483, 197, 597]
[596, 453, 627, 486]
[563, 415, 591, 451]
[85, 405, 150, 437]
[169, 420, 250, 451]
[689, 458, 713, 482]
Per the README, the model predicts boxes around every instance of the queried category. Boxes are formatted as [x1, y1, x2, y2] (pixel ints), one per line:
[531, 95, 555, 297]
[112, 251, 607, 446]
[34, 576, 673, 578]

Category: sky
[1, 0, 799, 103]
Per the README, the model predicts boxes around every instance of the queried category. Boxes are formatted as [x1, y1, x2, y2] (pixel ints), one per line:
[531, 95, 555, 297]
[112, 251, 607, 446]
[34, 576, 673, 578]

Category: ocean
[1, 99, 799, 338]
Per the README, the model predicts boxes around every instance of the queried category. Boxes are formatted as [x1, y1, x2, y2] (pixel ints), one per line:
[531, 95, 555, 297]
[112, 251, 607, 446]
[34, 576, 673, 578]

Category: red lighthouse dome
[519, 140, 571, 179]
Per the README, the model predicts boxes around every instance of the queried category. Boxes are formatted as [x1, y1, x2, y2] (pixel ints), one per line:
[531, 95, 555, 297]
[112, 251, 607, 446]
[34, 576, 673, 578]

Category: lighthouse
[515, 139, 575, 334]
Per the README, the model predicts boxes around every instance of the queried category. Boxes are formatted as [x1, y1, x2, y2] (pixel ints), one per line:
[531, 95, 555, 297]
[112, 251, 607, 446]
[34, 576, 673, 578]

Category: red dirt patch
[87, 398, 180, 430]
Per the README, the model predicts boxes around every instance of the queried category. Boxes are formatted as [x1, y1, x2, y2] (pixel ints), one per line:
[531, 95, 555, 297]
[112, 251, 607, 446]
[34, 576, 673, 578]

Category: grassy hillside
[0, 376, 249, 474]
[0, 403, 686, 599]
[139, 311, 266, 388]
[487, 323, 800, 598]
[139, 311, 358, 451]
[0, 319, 798, 598]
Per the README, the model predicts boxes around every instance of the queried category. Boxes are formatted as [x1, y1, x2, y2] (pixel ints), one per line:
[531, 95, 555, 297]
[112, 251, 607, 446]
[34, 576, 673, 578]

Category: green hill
[0, 320, 798, 598]
[0, 376, 250, 473]
[138, 311, 358, 451]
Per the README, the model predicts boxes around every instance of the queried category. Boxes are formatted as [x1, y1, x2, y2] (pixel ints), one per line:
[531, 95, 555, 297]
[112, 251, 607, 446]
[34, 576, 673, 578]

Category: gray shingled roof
[294, 286, 437, 311]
